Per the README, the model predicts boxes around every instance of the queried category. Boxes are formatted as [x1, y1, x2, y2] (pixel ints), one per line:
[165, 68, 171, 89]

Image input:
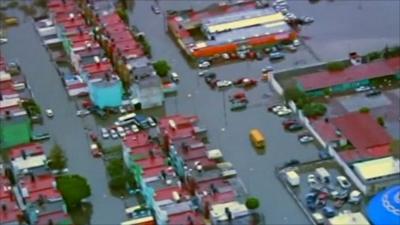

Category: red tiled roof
[20, 174, 61, 202]
[154, 186, 189, 201]
[312, 119, 342, 143]
[82, 61, 112, 75]
[0, 196, 21, 224]
[9, 143, 44, 160]
[168, 211, 205, 225]
[202, 190, 236, 205]
[159, 115, 198, 142]
[67, 82, 87, 90]
[0, 175, 12, 200]
[100, 13, 122, 26]
[136, 157, 166, 170]
[338, 146, 391, 163]
[297, 57, 400, 91]
[60, 18, 86, 29]
[143, 165, 170, 178]
[69, 33, 92, 44]
[331, 112, 392, 149]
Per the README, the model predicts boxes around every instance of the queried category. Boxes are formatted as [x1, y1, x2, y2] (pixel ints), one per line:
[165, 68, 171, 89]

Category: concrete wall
[268, 74, 284, 96]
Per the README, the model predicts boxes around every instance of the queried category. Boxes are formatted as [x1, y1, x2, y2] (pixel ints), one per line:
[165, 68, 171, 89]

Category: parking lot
[278, 160, 363, 225]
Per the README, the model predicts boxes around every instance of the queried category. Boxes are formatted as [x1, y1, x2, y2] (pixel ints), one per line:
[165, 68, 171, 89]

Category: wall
[268, 74, 284, 96]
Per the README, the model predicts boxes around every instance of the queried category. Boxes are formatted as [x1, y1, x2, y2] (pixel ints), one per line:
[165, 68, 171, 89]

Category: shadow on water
[250, 141, 266, 156]
[69, 202, 93, 225]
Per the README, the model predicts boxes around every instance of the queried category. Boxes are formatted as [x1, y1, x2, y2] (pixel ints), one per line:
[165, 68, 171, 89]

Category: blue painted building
[367, 185, 400, 225]
[88, 75, 123, 109]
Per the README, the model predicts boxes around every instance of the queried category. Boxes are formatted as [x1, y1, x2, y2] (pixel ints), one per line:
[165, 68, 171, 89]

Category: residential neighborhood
[0, 0, 399, 225]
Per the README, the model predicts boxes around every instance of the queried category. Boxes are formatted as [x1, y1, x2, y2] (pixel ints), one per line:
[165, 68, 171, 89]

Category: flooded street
[1, 0, 399, 224]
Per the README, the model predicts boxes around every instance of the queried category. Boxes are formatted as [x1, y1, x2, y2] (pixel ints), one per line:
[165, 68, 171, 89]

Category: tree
[106, 159, 130, 190]
[366, 51, 382, 62]
[391, 139, 400, 159]
[153, 60, 171, 77]
[57, 175, 91, 209]
[283, 87, 310, 109]
[245, 197, 260, 210]
[48, 144, 67, 170]
[359, 107, 370, 113]
[303, 102, 327, 118]
[326, 61, 347, 71]
[377, 116, 385, 127]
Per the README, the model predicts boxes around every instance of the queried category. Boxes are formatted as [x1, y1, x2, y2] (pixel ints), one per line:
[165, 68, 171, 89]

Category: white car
[0, 38, 8, 45]
[355, 86, 371, 92]
[216, 80, 232, 88]
[147, 117, 157, 127]
[116, 127, 126, 138]
[170, 72, 179, 82]
[45, 109, 54, 118]
[198, 70, 209, 77]
[110, 129, 118, 139]
[131, 124, 139, 133]
[76, 109, 90, 117]
[299, 135, 314, 144]
[119, 106, 127, 114]
[198, 61, 210, 68]
[276, 107, 292, 116]
[270, 105, 289, 113]
[336, 176, 351, 189]
[293, 39, 301, 47]
[100, 128, 109, 139]
[348, 190, 362, 204]
[307, 174, 317, 185]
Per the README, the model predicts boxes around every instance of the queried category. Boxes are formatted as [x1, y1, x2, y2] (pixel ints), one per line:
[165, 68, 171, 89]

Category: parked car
[230, 101, 247, 111]
[292, 39, 301, 47]
[269, 51, 285, 60]
[365, 89, 382, 97]
[234, 78, 258, 88]
[276, 107, 292, 116]
[318, 151, 331, 160]
[198, 60, 211, 68]
[110, 129, 118, 139]
[282, 119, 298, 128]
[216, 80, 233, 88]
[151, 4, 161, 14]
[336, 176, 351, 189]
[170, 72, 179, 82]
[116, 126, 126, 138]
[286, 123, 303, 131]
[355, 86, 371, 92]
[255, 51, 263, 60]
[268, 105, 288, 113]
[300, 16, 314, 24]
[348, 190, 362, 204]
[298, 133, 314, 144]
[198, 70, 209, 77]
[100, 128, 109, 139]
[307, 174, 317, 185]
[285, 44, 297, 52]
[322, 206, 336, 218]
[45, 109, 54, 118]
[147, 117, 157, 127]
[131, 124, 139, 133]
[76, 109, 90, 117]
[90, 143, 103, 158]
[229, 92, 248, 103]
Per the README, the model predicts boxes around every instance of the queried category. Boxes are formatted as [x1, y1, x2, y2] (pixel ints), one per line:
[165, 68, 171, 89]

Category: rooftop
[19, 174, 62, 202]
[312, 119, 343, 143]
[12, 155, 47, 172]
[168, 211, 205, 225]
[297, 57, 400, 91]
[338, 146, 391, 164]
[0, 196, 21, 224]
[328, 212, 370, 225]
[331, 112, 392, 150]
[353, 156, 400, 181]
[9, 143, 44, 160]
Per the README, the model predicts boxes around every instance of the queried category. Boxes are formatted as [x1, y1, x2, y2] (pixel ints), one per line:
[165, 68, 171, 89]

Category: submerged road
[1, 11, 125, 224]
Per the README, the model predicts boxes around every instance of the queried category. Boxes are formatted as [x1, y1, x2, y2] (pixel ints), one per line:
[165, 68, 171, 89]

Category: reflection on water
[69, 202, 93, 225]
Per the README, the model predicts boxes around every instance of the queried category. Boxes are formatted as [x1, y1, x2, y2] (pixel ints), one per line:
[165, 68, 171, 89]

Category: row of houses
[0, 143, 72, 225]
[120, 114, 258, 225]
[0, 57, 34, 150]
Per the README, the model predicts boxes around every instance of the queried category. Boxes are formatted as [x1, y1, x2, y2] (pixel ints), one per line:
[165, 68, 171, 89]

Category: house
[130, 65, 163, 110]
[9, 143, 48, 177]
[0, 173, 23, 225]
[167, 1, 297, 58]
[88, 74, 123, 109]
[296, 57, 400, 96]
[0, 114, 31, 150]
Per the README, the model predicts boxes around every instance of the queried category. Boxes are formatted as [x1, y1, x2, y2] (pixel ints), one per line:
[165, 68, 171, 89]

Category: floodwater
[1, 0, 399, 224]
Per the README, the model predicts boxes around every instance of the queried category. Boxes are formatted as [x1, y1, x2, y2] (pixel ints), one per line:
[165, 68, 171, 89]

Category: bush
[326, 61, 347, 71]
[57, 175, 91, 209]
[377, 116, 385, 127]
[7, 1, 19, 8]
[366, 51, 382, 61]
[245, 197, 260, 210]
[359, 107, 370, 113]
[153, 60, 171, 77]
[303, 102, 327, 118]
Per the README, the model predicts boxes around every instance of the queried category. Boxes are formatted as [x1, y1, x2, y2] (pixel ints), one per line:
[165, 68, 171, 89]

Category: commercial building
[130, 65, 163, 109]
[353, 157, 400, 183]
[327, 212, 370, 225]
[296, 57, 400, 96]
[367, 185, 400, 225]
[167, 0, 297, 59]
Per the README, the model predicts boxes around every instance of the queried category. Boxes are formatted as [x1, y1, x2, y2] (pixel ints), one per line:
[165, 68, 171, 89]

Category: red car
[90, 143, 103, 158]
[234, 78, 258, 87]
[282, 119, 298, 128]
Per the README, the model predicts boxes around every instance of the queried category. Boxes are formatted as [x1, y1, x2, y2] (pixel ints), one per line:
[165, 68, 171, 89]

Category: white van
[315, 167, 330, 183]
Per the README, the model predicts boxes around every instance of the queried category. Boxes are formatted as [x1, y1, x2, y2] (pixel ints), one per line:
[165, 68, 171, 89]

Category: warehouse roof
[328, 212, 370, 225]
[297, 57, 400, 91]
[353, 157, 400, 181]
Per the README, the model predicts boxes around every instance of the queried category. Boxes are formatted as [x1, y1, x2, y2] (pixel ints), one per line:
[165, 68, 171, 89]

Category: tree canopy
[303, 102, 327, 118]
[245, 197, 260, 210]
[57, 175, 91, 209]
[283, 87, 310, 108]
[48, 144, 67, 170]
[153, 60, 171, 77]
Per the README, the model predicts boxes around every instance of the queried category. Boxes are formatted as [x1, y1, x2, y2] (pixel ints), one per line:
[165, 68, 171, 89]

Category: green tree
[366, 51, 382, 61]
[106, 159, 131, 190]
[153, 60, 171, 77]
[359, 107, 370, 113]
[391, 139, 400, 159]
[303, 102, 327, 118]
[48, 144, 68, 170]
[377, 116, 385, 127]
[283, 87, 310, 109]
[326, 61, 347, 71]
[57, 175, 91, 209]
[245, 197, 260, 210]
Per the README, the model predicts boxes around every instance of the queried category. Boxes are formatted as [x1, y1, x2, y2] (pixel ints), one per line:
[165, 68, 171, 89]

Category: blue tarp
[367, 185, 400, 225]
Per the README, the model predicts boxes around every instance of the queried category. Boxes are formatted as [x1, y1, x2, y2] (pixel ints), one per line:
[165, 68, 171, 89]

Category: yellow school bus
[249, 129, 265, 148]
